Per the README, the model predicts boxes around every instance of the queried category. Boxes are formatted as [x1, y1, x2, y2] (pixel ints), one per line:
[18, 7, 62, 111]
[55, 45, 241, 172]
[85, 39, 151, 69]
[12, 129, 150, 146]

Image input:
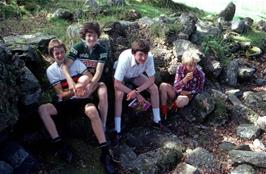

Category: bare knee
[149, 84, 159, 95]
[98, 82, 107, 97]
[78, 75, 90, 85]
[159, 83, 169, 93]
[176, 96, 189, 108]
[115, 90, 124, 101]
[38, 103, 57, 117]
[85, 104, 100, 121]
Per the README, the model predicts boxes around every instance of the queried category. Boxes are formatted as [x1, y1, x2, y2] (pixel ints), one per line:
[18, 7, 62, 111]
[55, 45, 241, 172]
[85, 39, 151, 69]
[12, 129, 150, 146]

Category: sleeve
[173, 65, 185, 92]
[191, 69, 205, 94]
[68, 44, 79, 61]
[145, 53, 156, 77]
[114, 53, 127, 81]
[46, 67, 60, 86]
[98, 46, 108, 64]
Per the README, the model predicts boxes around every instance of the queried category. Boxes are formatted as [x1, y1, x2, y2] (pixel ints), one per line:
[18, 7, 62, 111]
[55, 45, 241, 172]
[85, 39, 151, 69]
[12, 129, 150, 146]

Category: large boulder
[125, 147, 183, 174]
[229, 150, 266, 168]
[185, 147, 220, 173]
[230, 164, 255, 174]
[173, 39, 201, 61]
[0, 45, 21, 132]
[256, 20, 266, 32]
[51, 8, 73, 21]
[191, 92, 216, 123]
[236, 124, 261, 140]
[243, 91, 266, 115]
[225, 59, 239, 87]
[179, 13, 197, 37]
[218, 2, 236, 21]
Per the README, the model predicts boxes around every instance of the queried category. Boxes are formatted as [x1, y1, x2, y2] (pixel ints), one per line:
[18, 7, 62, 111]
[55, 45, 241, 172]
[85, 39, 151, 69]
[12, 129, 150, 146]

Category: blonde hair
[48, 39, 67, 58]
[182, 50, 201, 64]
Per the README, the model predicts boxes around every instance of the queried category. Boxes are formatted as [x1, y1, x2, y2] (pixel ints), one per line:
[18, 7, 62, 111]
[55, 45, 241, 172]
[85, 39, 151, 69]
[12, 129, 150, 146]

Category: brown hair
[48, 39, 67, 58]
[79, 22, 101, 39]
[131, 39, 150, 54]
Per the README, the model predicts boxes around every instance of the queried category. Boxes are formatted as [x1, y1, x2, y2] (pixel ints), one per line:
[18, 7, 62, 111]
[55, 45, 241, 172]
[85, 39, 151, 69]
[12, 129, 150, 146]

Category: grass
[232, 29, 266, 50]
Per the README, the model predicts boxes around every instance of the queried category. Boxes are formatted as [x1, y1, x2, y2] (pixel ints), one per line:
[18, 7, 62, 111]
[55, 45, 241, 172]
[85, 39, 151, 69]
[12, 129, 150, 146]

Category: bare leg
[84, 104, 106, 144]
[97, 82, 108, 128]
[175, 95, 190, 108]
[38, 103, 59, 139]
[159, 82, 176, 106]
[114, 88, 124, 133]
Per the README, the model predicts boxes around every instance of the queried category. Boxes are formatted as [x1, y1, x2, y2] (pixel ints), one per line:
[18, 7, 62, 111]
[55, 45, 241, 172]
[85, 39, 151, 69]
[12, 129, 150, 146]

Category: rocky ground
[1, 0, 266, 174]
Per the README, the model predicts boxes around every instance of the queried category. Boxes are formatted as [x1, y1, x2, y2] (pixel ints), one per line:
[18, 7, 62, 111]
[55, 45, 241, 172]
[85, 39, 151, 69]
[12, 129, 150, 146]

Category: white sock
[152, 108, 161, 123]
[114, 117, 121, 133]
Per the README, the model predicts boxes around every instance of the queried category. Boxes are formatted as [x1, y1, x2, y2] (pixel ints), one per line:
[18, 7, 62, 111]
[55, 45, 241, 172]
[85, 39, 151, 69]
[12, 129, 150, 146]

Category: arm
[191, 70, 205, 94]
[62, 58, 75, 90]
[135, 76, 155, 93]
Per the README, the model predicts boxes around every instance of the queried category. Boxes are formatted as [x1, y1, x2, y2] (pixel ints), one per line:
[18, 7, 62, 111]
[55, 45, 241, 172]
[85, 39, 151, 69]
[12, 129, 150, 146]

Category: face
[133, 51, 148, 64]
[185, 62, 196, 73]
[85, 32, 98, 48]
[52, 47, 65, 64]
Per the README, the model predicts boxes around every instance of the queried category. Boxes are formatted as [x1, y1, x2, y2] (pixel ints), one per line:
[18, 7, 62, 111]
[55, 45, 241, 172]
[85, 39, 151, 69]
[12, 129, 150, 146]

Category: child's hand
[127, 89, 137, 101]
[75, 83, 86, 97]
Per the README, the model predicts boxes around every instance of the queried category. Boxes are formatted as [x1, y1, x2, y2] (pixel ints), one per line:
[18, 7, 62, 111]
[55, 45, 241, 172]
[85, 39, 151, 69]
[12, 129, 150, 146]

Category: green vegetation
[149, 22, 182, 39]
[201, 36, 232, 65]
[232, 29, 266, 51]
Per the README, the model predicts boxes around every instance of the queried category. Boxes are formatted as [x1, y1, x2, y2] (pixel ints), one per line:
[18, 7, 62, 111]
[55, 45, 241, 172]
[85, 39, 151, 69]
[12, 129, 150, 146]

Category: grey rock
[252, 139, 265, 152]
[229, 150, 266, 168]
[243, 17, 254, 27]
[210, 89, 228, 102]
[231, 20, 248, 34]
[230, 164, 255, 174]
[236, 124, 261, 140]
[238, 66, 256, 79]
[218, 2, 236, 21]
[3, 32, 55, 53]
[228, 94, 242, 106]
[225, 89, 242, 97]
[185, 147, 220, 172]
[0, 45, 21, 132]
[173, 39, 201, 61]
[256, 116, 266, 131]
[84, 0, 98, 9]
[255, 78, 266, 86]
[120, 144, 137, 169]
[256, 20, 266, 32]
[67, 23, 82, 46]
[191, 20, 222, 44]
[243, 91, 266, 115]
[179, 13, 197, 36]
[201, 57, 222, 78]
[225, 59, 239, 87]
[51, 8, 73, 21]
[219, 141, 236, 151]
[230, 104, 260, 124]
[137, 16, 155, 27]
[19, 67, 41, 105]
[127, 147, 183, 174]
[125, 127, 185, 151]
[235, 144, 251, 151]
[122, 9, 141, 21]
[173, 162, 200, 174]
[0, 161, 13, 174]
[191, 92, 216, 123]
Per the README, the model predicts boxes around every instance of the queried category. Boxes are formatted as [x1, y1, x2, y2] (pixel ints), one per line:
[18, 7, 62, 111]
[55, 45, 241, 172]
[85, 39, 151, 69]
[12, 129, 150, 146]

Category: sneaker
[100, 152, 116, 174]
[152, 121, 171, 133]
[55, 143, 73, 163]
[111, 145, 120, 163]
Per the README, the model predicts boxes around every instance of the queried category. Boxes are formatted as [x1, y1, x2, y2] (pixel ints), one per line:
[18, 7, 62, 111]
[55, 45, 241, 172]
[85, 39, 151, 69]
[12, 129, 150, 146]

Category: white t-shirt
[114, 49, 155, 81]
[47, 59, 87, 87]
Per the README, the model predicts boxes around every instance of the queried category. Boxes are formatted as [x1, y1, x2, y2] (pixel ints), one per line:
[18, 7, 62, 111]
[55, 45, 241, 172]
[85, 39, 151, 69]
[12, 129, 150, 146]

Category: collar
[131, 54, 138, 67]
